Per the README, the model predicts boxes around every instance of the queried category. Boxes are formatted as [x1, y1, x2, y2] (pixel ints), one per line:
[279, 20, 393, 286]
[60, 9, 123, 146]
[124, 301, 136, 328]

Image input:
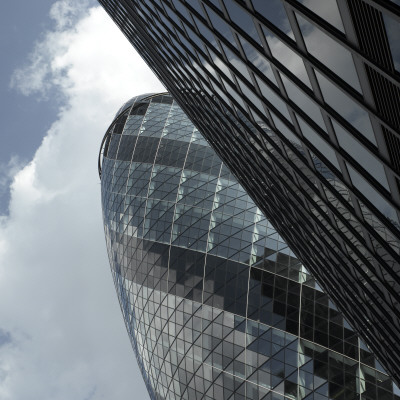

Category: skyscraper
[100, 93, 399, 399]
[98, 0, 400, 383]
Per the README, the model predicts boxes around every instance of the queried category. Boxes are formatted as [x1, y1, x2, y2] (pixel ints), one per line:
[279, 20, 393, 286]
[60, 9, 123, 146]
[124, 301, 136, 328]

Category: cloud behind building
[0, 2, 163, 399]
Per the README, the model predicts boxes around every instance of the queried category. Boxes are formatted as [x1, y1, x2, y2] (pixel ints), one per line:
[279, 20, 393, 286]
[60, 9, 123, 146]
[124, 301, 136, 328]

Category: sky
[0, 1, 164, 399]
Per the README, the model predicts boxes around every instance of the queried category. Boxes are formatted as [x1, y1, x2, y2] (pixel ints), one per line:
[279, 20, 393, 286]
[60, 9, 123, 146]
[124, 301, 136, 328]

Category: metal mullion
[284, 0, 400, 87]
[98, 0, 400, 382]
[188, 93, 384, 279]
[218, 48, 400, 236]
[362, 0, 400, 22]
[199, 0, 400, 149]
[191, 90, 400, 288]
[189, 44, 400, 249]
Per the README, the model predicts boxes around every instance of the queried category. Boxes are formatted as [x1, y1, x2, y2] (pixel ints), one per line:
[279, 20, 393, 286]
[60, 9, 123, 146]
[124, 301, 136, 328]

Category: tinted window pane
[298, 117, 340, 169]
[332, 120, 389, 190]
[296, 0, 344, 32]
[251, 0, 294, 39]
[383, 13, 400, 72]
[255, 75, 291, 121]
[281, 73, 325, 130]
[263, 28, 312, 87]
[205, 6, 238, 48]
[316, 71, 376, 145]
[239, 36, 277, 85]
[297, 14, 361, 92]
[224, 0, 261, 44]
[347, 164, 399, 225]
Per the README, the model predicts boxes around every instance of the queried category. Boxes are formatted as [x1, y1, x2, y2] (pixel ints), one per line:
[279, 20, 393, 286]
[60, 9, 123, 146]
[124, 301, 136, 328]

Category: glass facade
[97, 0, 400, 384]
[100, 93, 399, 400]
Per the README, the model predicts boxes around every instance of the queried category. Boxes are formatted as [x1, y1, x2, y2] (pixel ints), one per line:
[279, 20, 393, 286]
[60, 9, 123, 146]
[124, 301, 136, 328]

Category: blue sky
[0, 1, 164, 398]
[0, 0, 58, 213]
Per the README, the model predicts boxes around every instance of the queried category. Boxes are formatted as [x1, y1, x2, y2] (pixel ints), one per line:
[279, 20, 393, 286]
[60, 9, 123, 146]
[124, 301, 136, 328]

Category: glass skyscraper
[100, 93, 399, 399]
[97, 0, 400, 384]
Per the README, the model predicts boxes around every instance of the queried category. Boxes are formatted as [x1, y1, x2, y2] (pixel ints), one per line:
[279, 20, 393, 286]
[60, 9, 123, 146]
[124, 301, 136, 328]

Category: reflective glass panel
[255, 75, 291, 121]
[251, 0, 294, 39]
[280, 73, 326, 131]
[237, 77, 265, 114]
[297, 14, 361, 92]
[205, 5, 238, 48]
[208, 47, 233, 81]
[223, 0, 261, 44]
[295, 0, 344, 32]
[347, 164, 399, 225]
[298, 116, 340, 169]
[221, 43, 253, 82]
[332, 120, 389, 190]
[263, 27, 312, 87]
[192, 14, 219, 49]
[239, 36, 277, 85]
[186, 0, 204, 15]
[316, 71, 376, 145]
[270, 111, 301, 145]
[383, 12, 400, 72]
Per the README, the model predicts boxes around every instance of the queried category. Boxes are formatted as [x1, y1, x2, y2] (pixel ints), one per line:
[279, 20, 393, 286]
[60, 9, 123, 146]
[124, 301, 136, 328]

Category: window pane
[239, 36, 277, 85]
[332, 120, 389, 190]
[224, 0, 261, 44]
[295, 0, 344, 32]
[255, 75, 291, 121]
[221, 43, 253, 83]
[383, 12, 400, 72]
[297, 14, 361, 92]
[205, 6, 238, 48]
[281, 73, 325, 131]
[263, 27, 312, 87]
[347, 164, 399, 226]
[298, 117, 340, 169]
[315, 71, 376, 145]
[271, 112, 301, 146]
[251, 0, 294, 39]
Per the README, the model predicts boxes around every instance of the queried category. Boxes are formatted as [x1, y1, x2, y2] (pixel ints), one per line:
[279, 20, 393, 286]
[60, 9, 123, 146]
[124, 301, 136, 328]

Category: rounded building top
[99, 92, 170, 177]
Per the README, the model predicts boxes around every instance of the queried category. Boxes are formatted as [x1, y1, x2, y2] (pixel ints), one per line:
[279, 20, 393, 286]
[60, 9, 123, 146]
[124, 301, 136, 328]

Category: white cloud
[1, 2, 164, 399]
[0, 156, 27, 202]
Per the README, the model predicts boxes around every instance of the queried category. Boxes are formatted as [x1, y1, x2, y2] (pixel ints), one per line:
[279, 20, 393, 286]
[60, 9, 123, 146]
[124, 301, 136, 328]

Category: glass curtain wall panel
[97, 0, 400, 384]
[99, 93, 399, 400]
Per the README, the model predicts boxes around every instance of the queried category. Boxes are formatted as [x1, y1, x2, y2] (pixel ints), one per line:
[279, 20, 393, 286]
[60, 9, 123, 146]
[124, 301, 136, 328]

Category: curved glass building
[100, 93, 398, 400]
[97, 0, 400, 383]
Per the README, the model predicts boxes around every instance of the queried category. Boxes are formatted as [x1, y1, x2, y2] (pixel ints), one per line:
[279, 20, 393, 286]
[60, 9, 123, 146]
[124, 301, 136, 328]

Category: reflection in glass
[383, 12, 400, 72]
[239, 36, 277, 85]
[191, 14, 218, 49]
[270, 111, 301, 145]
[295, 0, 345, 32]
[224, 0, 261, 44]
[221, 43, 253, 83]
[205, 5, 238, 48]
[280, 73, 325, 130]
[251, 0, 294, 39]
[208, 47, 233, 81]
[316, 71, 376, 145]
[263, 27, 312, 87]
[298, 117, 340, 169]
[255, 75, 291, 121]
[332, 120, 389, 190]
[347, 164, 399, 227]
[185, 0, 203, 15]
[297, 14, 361, 92]
[237, 77, 265, 114]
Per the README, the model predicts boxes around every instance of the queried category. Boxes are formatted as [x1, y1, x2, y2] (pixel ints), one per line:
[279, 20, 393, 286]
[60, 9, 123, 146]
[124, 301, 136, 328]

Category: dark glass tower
[100, 93, 399, 399]
[98, 0, 400, 383]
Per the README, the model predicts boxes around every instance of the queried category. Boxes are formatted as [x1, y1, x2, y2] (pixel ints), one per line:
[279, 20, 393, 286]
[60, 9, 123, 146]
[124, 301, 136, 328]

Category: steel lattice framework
[97, 0, 400, 385]
[100, 93, 398, 399]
